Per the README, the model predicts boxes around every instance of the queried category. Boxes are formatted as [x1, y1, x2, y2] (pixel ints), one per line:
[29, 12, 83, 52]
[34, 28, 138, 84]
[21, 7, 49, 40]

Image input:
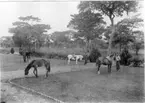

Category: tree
[9, 16, 51, 49]
[0, 36, 14, 47]
[51, 30, 76, 47]
[132, 30, 144, 55]
[78, 1, 139, 55]
[112, 17, 143, 52]
[68, 10, 106, 53]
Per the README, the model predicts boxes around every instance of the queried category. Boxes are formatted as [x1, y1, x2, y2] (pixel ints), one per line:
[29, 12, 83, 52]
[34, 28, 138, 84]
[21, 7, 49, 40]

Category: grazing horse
[96, 54, 115, 74]
[67, 54, 83, 64]
[24, 59, 51, 78]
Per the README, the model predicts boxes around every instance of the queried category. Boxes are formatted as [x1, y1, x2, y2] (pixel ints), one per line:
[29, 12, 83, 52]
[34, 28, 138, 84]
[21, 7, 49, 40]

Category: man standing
[116, 53, 121, 71]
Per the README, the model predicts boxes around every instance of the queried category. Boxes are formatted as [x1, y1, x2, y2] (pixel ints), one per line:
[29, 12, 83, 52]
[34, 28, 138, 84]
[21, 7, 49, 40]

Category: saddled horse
[67, 54, 83, 64]
[24, 59, 51, 78]
[96, 54, 117, 74]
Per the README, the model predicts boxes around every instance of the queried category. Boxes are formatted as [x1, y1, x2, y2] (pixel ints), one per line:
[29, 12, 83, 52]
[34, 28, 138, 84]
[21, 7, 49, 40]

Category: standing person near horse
[115, 53, 121, 71]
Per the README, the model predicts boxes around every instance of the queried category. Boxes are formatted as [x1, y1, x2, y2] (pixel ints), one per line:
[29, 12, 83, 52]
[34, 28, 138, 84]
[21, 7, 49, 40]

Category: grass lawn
[0, 53, 85, 72]
[11, 66, 144, 102]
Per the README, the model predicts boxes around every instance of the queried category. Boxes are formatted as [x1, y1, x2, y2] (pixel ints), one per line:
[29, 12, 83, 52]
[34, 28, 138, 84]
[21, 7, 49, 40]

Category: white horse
[67, 54, 83, 64]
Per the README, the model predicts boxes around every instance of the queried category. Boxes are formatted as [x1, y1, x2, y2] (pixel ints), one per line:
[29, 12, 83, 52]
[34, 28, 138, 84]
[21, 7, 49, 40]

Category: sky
[0, 1, 144, 37]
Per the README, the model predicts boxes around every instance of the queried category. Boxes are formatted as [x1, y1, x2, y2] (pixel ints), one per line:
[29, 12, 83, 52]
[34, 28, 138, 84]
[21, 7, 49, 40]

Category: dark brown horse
[24, 59, 51, 78]
[96, 54, 115, 74]
[22, 51, 31, 62]
[19, 47, 31, 62]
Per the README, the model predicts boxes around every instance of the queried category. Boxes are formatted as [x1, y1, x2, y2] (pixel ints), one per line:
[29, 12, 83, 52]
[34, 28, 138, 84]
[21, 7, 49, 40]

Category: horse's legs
[97, 64, 101, 74]
[108, 65, 111, 73]
[34, 67, 38, 77]
[84, 57, 88, 65]
[108, 64, 112, 73]
[68, 58, 70, 64]
[76, 58, 78, 64]
[33, 68, 36, 76]
[23, 55, 26, 62]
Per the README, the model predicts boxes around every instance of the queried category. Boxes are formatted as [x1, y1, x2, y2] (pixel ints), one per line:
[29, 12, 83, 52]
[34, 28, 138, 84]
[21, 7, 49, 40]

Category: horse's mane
[25, 60, 36, 71]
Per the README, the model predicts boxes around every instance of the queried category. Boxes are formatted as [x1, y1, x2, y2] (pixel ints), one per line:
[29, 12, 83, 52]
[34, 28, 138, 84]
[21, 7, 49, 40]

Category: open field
[0, 53, 85, 72]
[1, 47, 144, 102]
[11, 66, 144, 102]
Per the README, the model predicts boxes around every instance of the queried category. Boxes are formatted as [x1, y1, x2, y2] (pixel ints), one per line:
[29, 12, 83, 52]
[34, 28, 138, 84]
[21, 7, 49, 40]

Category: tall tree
[9, 16, 51, 49]
[111, 17, 143, 52]
[78, 1, 139, 54]
[68, 10, 106, 52]
[132, 30, 144, 55]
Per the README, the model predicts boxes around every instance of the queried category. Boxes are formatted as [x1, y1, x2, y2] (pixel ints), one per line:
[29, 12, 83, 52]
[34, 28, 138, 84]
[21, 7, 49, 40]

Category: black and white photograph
[0, 0, 144, 103]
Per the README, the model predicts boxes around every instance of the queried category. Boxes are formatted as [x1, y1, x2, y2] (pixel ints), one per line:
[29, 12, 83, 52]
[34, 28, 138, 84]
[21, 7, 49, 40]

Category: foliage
[9, 16, 51, 48]
[78, 1, 139, 54]
[104, 17, 143, 52]
[50, 30, 77, 47]
[128, 56, 144, 67]
[68, 10, 105, 41]
[131, 30, 144, 55]
[10, 48, 15, 54]
[89, 47, 101, 62]
[0, 36, 14, 47]
[120, 48, 132, 65]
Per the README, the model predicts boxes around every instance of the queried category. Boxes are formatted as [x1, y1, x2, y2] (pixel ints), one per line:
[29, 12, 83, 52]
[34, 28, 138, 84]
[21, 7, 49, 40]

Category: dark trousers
[116, 61, 120, 71]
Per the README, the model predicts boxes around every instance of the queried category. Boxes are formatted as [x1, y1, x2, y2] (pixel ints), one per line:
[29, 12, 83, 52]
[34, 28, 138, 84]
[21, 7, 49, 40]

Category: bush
[32, 51, 68, 60]
[89, 48, 101, 62]
[10, 48, 15, 54]
[0, 49, 10, 54]
[120, 48, 132, 65]
[128, 56, 144, 67]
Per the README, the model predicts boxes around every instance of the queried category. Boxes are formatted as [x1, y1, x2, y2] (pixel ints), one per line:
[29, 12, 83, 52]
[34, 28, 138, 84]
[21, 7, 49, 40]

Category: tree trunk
[107, 17, 115, 55]
[85, 39, 91, 53]
[119, 43, 122, 53]
[107, 26, 115, 55]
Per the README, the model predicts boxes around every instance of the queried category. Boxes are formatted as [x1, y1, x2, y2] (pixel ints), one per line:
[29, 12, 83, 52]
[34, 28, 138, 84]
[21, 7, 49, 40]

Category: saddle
[99, 56, 112, 65]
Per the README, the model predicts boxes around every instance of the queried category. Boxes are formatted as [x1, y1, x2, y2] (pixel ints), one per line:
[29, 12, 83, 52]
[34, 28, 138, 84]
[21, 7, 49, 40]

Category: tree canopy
[78, 1, 139, 54]
[68, 10, 106, 41]
[9, 16, 51, 48]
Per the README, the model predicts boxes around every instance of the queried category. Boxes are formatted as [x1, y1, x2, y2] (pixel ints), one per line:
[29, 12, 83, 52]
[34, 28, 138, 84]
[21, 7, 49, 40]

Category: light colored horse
[67, 54, 83, 64]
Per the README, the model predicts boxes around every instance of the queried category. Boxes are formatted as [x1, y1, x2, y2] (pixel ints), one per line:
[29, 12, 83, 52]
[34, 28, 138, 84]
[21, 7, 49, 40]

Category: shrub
[0, 49, 10, 54]
[120, 48, 132, 65]
[10, 48, 15, 54]
[128, 56, 144, 67]
[89, 48, 101, 62]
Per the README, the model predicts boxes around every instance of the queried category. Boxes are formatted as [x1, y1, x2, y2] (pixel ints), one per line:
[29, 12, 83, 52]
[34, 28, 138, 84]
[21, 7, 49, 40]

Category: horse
[22, 51, 32, 63]
[24, 59, 51, 78]
[67, 54, 83, 64]
[96, 54, 117, 74]
[19, 47, 32, 63]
